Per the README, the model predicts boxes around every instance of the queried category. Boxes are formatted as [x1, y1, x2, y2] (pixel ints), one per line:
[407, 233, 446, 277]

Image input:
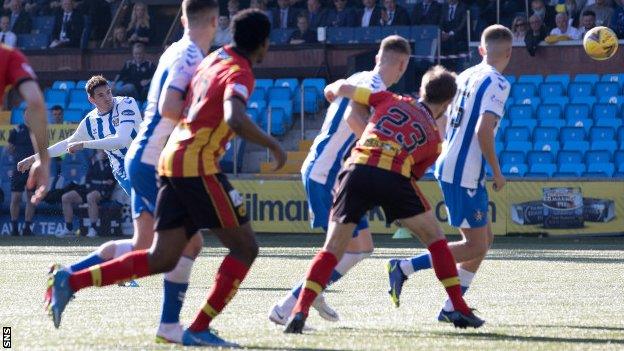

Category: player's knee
[96, 240, 117, 260]
[61, 193, 72, 204]
[86, 192, 98, 204]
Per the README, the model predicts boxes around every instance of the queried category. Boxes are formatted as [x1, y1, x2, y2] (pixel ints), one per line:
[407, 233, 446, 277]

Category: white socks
[111, 239, 134, 258]
[164, 256, 194, 283]
[442, 267, 476, 312]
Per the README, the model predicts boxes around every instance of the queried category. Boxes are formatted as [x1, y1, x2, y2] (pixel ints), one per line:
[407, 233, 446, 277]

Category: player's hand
[27, 155, 50, 205]
[67, 142, 84, 153]
[269, 142, 287, 171]
[324, 79, 346, 103]
[17, 156, 36, 173]
[492, 173, 506, 192]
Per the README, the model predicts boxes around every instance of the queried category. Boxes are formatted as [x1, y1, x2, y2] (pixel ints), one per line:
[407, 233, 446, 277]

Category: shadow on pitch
[499, 324, 624, 332]
[249, 346, 349, 351]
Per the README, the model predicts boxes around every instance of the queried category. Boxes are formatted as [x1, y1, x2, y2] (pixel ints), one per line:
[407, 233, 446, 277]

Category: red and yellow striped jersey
[348, 88, 441, 179]
[0, 44, 36, 105]
[159, 46, 254, 177]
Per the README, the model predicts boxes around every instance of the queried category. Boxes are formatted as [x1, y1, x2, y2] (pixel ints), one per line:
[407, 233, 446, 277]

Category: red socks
[189, 255, 250, 332]
[293, 250, 338, 317]
[428, 239, 470, 315]
[69, 250, 151, 292]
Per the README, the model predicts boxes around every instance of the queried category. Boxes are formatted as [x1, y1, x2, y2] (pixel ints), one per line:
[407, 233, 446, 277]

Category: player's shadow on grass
[500, 324, 624, 332]
[250, 346, 349, 351]
[450, 331, 624, 345]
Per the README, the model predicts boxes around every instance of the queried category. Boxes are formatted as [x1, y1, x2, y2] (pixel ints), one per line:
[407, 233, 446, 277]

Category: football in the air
[583, 26, 618, 61]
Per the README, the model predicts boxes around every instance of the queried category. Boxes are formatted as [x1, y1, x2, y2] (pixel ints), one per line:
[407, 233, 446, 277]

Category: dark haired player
[285, 65, 485, 333]
[46, 9, 285, 347]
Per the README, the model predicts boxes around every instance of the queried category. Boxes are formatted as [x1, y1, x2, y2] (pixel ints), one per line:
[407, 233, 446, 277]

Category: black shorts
[154, 174, 249, 238]
[10, 171, 29, 192]
[76, 186, 112, 203]
[331, 164, 430, 225]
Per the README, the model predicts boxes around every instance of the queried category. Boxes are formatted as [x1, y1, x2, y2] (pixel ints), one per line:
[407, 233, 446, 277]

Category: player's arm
[344, 101, 370, 138]
[19, 81, 49, 160]
[477, 113, 505, 192]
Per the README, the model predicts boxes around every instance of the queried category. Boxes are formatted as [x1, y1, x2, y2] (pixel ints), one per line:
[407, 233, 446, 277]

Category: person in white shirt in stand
[550, 12, 581, 39]
[0, 15, 17, 47]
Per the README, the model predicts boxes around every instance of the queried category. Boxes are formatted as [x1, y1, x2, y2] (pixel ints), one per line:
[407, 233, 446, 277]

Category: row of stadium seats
[270, 25, 438, 45]
[511, 82, 624, 100]
[505, 100, 624, 120]
[498, 125, 624, 143]
[504, 73, 624, 87]
[15, 16, 55, 50]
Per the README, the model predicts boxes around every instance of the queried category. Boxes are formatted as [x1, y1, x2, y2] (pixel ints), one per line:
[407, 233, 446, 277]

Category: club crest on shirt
[112, 117, 120, 126]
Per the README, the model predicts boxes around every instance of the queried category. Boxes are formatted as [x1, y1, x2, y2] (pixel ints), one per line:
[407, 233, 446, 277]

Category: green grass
[1, 234, 623, 350]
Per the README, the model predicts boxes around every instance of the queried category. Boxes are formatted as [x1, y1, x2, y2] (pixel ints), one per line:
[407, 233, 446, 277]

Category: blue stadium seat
[0, 147, 16, 166]
[537, 104, 562, 119]
[326, 27, 354, 44]
[619, 163, 624, 173]
[592, 103, 618, 120]
[590, 126, 616, 141]
[76, 80, 88, 90]
[69, 89, 88, 104]
[381, 26, 411, 39]
[33, 16, 54, 34]
[516, 97, 540, 111]
[601, 73, 624, 87]
[533, 126, 559, 141]
[539, 119, 565, 129]
[542, 96, 569, 109]
[528, 150, 554, 165]
[582, 171, 610, 177]
[511, 83, 535, 99]
[268, 86, 292, 100]
[505, 127, 530, 142]
[61, 165, 87, 186]
[274, 78, 299, 95]
[591, 140, 617, 152]
[502, 163, 528, 176]
[568, 82, 592, 98]
[63, 109, 83, 123]
[564, 103, 590, 120]
[500, 151, 525, 165]
[558, 163, 586, 176]
[563, 141, 589, 152]
[248, 99, 266, 112]
[504, 97, 514, 111]
[525, 172, 550, 178]
[571, 96, 597, 107]
[52, 81, 76, 90]
[552, 171, 577, 177]
[511, 119, 537, 130]
[499, 118, 509, 130]
[587, 163, 615, 176]
[558, 150, 584, 165]
[17, 33, 49, 49]
[246, 108, 260, 124]
[574, 73, 599, 84]
[595, 82, 621, 98]
[560, 126, 586, 141]
[504, 75, 516, 85]
[599, 95, 624, 110]
[45, 89, 69, 106]
[508, 105, 533, 119]
[595, 118, 622, 129]
[618, 126, 624, 142]
[506, 141, 531, 152]
[586, 150, 612, 164]
[267, 108, 288, 136]
[614, 150, 624, 165]
[565, 117, 593, 132]
[269, 29, 295, 45]
[67, 102, 91, 112]
[294, 86, 321, 113]
[517, 74, 543, 86]
[302, 78, 327, 98]
[11, 108, 25, 124]
[269, 99, 293, 121]
[529, 163, 556, 176]
[534, 142, 560, 155]
[411, 25, 438, 59]
[538, 82, 564, 98]
[250, 87, 266, 102]
[353, 26, 382, 43]
[615, 172, 624, 178]
[545, 74, 570, 88]
[255, 79, 273, 91]
[495, 141, 504, 153]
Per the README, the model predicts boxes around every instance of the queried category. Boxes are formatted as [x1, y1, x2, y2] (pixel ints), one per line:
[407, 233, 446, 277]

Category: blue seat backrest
[517, 74, 543, 86]
[511, 83, 536, 99]
[508, 105, 533, 119]
[45, 89, 69, 106]
[274, 78, 299, 94]
[537, 104, 562, 120]
[585, 150, 612, 164]
[268, 86, 292, 100]
[527, 151, 554, 165]
[69, 89, 88, 104]
[590, 126, 616, 141]
[592, 103, 618, 120]
[538, 82, 564, 98]
[568, 82, 593, 98]
[545, 74, 570, 87]
[52, 81, 76, 90]
[560, 126, 586, 141]
[255, 79, 274, 91]
[558, 150, 583, 164]
[595, 82, 621, 97]
[302, 78, 327, 97]
[381, 26, 411, 39]
[574, 73, 599, 84]
[533, 127, 559, 141]
[326, 27, 354, 44]
[269, 29, 296, 45]
[63, 109, 84, 123]
[353, 26, 382, 43]
[505, 127, 530, 142]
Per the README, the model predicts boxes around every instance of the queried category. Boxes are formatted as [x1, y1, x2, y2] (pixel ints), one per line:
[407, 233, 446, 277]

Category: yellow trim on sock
[305, 280, 323, 294]
[90, 265, 102, 287]
[353, 87, 372, 105]
[441, 276, 460, 288]
[202, 304, 219, 318]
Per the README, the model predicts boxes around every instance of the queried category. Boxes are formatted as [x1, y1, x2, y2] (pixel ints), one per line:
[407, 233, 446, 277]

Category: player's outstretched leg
[397, 211, 484, 329]
[181, 223, 257, 347]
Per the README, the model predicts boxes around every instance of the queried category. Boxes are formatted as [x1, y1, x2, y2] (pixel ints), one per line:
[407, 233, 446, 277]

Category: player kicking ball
[269, 35, 410, 326]
[284, 65, 484, 334]
[47, 9, 286, 347]
[386, 25, 512, 323]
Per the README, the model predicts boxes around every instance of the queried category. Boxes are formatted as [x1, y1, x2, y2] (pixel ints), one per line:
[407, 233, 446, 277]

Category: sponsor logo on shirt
[121, 109, 135, 116]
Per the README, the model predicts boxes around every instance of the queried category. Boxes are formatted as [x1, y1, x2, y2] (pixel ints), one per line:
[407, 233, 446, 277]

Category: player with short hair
[386, 24, 513, 323]
[1, 44, 50, 205]
[284, 65, 484, 333]
[269, 35, 411, 326]
[47, 9, 286, 347]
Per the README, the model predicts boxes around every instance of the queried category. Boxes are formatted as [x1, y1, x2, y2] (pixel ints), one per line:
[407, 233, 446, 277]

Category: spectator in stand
[290, 12, 317, 43]
[49, 0, 84, 48]
[578, 9, 596, 35]
[59, 150, 115, 238]
[611, 0, 624, 38]
[213, 15, 232, 47]
[112, 24, 128, 48]
[7, 122, 36, 236]
[50, 104, 64, 123]
[412, 0, 442, 25]
[326, 0, 357, 27]
[8, 0, 32, 34]
[0, 15, 17, 47]
[440, 0, 468, 70]
[227, 0, 239, 18]
[306, 0, 328, 29]
[22, 0, 47, 16]
[547, 11, 581, 41]
[78, 0, 112, 49]
[380, 0, 410, 26]
[113, 42, 155, 101]
[250, 0, 274, 27]
[564, 0, 582, 26]
[126, 1, 151, 45]
[583, 0, 614, 25]
[511, 15, 528, 44]
[531, 0, 556, 30]
[525, 13, 548, 55]
[272, 0, 299, 29]
[358, 0, 381, 27]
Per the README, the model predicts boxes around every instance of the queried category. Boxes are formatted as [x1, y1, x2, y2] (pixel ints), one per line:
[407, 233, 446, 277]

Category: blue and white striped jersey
[435, 62, 510, 189]
[48, 96, 142, 176]
[126, 34, 204, 166]
[301, 70, 386, 186]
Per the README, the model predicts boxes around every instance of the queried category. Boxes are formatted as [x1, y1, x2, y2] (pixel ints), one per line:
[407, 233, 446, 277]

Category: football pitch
[1, 234, 623, 350]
